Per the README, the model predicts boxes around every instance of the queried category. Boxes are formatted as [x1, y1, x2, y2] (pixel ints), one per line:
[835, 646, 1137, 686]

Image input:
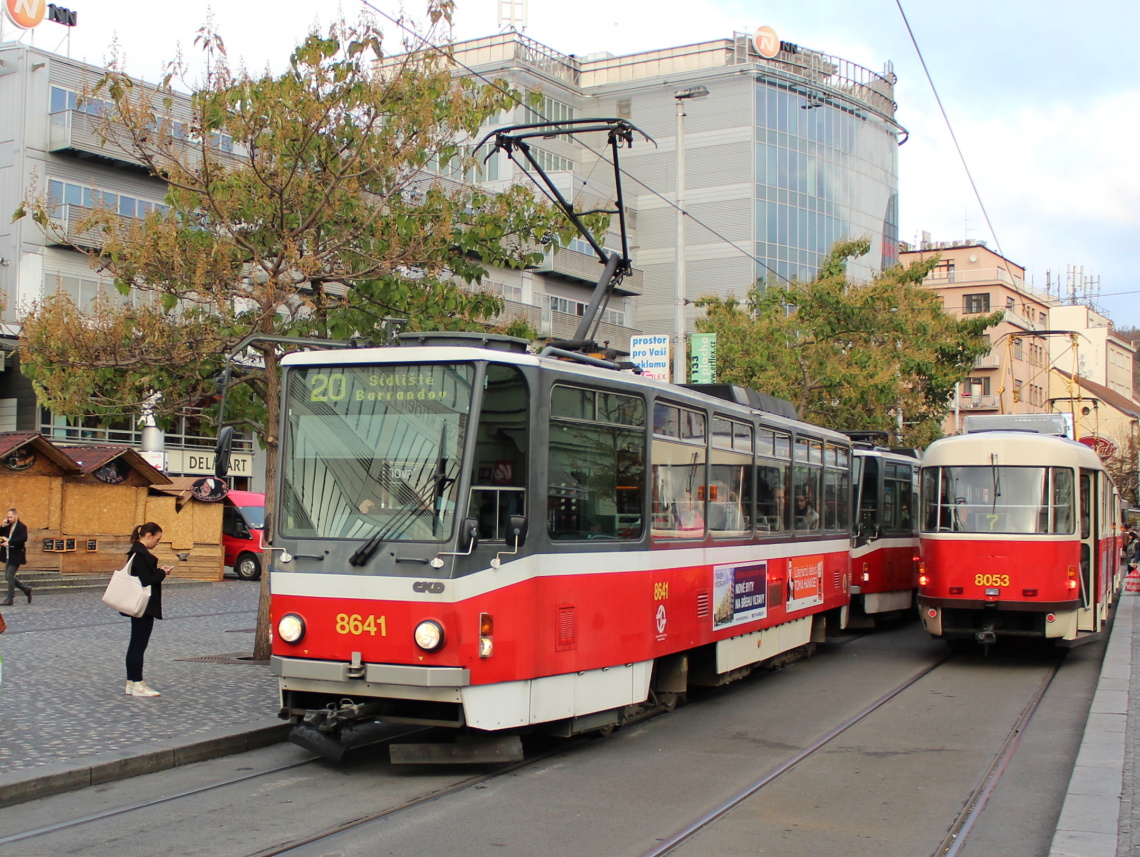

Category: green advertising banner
[690, 332, 717, 383]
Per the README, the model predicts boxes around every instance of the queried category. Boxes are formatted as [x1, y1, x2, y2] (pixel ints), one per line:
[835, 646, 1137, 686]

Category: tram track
[641, 648, 1067, 857]
[932, 654, 1064, 857]
[0, 757, 321, 848]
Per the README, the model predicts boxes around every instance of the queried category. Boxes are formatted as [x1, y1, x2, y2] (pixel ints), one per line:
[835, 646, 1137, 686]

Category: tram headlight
[278, 613, 306, 644]
[414, 619, 446, 652]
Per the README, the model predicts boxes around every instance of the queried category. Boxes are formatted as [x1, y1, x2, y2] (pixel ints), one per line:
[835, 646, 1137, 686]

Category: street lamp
[673, 85, 709, 385]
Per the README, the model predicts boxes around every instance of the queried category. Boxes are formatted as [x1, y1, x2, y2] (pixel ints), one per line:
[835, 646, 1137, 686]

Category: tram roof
[921, 431, 1107, 470]
[280, 344, 850, 443]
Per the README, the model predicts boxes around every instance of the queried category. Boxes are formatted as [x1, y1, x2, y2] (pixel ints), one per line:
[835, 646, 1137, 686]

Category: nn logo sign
[4, 0, 77, 29]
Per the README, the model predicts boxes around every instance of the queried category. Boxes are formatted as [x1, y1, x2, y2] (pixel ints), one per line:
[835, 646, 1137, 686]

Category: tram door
[1077, 469, 1099, 632]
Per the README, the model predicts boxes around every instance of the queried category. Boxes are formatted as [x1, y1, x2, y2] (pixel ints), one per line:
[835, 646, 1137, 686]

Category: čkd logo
[412, 581, 445, 594]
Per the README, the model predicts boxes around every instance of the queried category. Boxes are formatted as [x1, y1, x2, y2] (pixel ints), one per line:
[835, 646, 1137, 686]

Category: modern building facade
[0, 41, 261, 484]
[452, 29, 904, 348]
[0, 29, 904, 473]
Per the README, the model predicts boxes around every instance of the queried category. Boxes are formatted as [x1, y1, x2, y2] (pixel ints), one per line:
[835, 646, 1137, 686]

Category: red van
[222, 490, 266, 580]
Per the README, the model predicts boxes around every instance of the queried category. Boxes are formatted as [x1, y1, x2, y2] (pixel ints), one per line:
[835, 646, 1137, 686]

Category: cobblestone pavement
[0, 580, 280, 775]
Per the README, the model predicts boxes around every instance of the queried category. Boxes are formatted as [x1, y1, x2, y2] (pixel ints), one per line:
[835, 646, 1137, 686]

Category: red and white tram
[917, 423, 1121, 647]
[850, 443, 919, 623]
[264, 334, 853, 757]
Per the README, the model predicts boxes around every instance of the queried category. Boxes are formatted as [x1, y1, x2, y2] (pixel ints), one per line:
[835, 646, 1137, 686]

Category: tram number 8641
[974, 574, 1010, 587]
[335, 613, 387, 636]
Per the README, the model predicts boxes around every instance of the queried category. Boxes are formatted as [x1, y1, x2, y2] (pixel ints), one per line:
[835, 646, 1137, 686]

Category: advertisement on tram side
[713, 561, 768, 629]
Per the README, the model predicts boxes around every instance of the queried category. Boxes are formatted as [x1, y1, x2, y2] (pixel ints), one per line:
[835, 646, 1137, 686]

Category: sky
[6, 0, 1139, 329]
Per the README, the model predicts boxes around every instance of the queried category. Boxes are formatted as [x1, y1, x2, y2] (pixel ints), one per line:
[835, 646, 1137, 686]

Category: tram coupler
[301, 700, 386, 733]
[975, 624, 997, 646]
[289, 720, 398, 763]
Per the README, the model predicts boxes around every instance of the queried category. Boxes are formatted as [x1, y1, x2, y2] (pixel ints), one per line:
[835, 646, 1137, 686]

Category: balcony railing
[49, 109, 145, 168]
[49, 109, 244, 172]
[493, 299, 641, 353]
[533, 246, 643, 295]
[43, 204, 138, 250]
[958, 395, 998, 410]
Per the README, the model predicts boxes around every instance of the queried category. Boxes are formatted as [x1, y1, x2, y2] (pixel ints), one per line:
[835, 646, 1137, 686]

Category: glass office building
[755, 79, 899, 285]
[453, 32, 904, 337]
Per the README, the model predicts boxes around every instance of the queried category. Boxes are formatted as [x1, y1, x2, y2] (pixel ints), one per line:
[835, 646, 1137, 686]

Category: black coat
[1, 520, 28, 567]
[127, 541, 166, 619]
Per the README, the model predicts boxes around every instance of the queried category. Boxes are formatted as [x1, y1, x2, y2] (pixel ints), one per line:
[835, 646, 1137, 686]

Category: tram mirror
[214, 426, 234, 478]
[508, 515, 528, 546]
[459, 517, 479, 553]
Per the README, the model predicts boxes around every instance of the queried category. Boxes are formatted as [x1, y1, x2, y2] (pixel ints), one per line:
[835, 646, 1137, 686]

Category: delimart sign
[4, 0, 78, 29]
[630, 334, 671, 382]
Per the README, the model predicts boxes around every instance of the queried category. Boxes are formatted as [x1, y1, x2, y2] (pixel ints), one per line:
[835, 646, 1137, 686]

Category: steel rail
[933, 656, 1064, 857]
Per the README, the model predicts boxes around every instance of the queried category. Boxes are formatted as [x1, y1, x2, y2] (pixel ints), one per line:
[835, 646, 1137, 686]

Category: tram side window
[1080, 473, 1091, 541]
[793, 439, 822, 531]
[884, 465, 914, 532]
[822, 443, 850, 531]
[709, 416, 752, 536]
[467, 366, 529, 541]
[652, 403, 707, 539]
[857, 456, 880, 534]
[547, 385, 646, 541]
[1049, 469, 1074, 534]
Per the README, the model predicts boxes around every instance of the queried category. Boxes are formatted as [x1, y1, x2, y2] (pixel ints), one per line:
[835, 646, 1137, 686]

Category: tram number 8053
[974, 574, 1010, 587]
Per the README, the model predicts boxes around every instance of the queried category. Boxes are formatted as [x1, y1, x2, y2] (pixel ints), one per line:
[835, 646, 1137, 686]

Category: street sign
[690, 333, 717, 383]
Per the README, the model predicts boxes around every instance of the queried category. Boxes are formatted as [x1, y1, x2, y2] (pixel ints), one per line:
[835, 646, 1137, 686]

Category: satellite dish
[969, 254, 978, 263]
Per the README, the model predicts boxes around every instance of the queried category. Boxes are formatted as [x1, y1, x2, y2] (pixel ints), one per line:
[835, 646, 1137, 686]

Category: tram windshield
[280, 364, 473, 542]
[921, 466, 1074, 535]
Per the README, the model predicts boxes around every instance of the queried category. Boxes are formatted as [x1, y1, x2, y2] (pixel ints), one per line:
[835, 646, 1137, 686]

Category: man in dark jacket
[1, 507, 30, 605]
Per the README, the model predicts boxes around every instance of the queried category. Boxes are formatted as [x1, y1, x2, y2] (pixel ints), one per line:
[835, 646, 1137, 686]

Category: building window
[44, 273, 132, 313]
[524, 93, 576, 126]
[529, 146, 574, 172]
[966, 376, 990, 397]
[964, 293, 990, 314]
[1013, 338, 1024, 360]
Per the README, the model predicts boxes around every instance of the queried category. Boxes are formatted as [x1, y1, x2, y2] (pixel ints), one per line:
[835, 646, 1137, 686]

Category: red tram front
[917, 427, 1119, 647]
[266, 334, 852, 756]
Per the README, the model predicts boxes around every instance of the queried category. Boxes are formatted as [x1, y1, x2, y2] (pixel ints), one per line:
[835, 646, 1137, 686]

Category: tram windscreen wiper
[349, 479, 434, 566]
[432, 423, 453, 538]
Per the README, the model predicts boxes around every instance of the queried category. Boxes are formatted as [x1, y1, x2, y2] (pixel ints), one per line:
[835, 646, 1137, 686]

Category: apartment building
[899, 241, 1056, 431]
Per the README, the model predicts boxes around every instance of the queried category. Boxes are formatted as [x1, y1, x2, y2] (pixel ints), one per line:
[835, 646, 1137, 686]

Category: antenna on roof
[498, 0, 527, 32]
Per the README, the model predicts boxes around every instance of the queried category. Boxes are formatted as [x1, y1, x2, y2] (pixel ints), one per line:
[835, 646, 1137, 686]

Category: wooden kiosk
[0, 433, 225, 580]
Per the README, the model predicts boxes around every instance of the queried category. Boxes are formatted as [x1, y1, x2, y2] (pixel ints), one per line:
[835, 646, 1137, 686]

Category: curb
[1048, 593, 1134, 857]
[0, 722, 292, 809]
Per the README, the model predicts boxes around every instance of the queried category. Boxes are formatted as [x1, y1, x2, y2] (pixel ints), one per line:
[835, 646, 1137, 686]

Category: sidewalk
[1050, 591, 1138, 857]
[0, 579, 288, 807]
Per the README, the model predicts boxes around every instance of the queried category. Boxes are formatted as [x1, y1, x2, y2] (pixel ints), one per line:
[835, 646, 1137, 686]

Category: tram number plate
[335, 613, 387, 636]
[974, 574, 1010, 587]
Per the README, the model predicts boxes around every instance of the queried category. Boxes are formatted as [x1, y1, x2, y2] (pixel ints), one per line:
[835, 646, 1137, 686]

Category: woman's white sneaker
[130, 681, 160, 697]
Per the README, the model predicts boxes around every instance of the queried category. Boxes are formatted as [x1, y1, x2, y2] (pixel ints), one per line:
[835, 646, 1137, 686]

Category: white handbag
[101, 555, 150, 617]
